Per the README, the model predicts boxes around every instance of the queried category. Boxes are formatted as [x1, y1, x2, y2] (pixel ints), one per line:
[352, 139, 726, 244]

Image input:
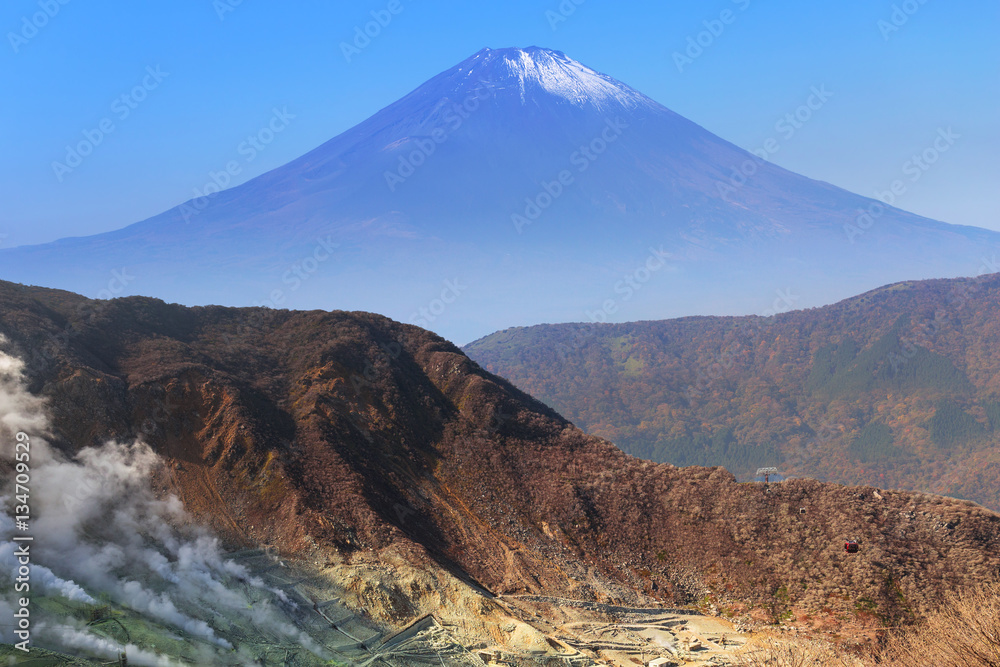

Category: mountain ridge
[465, 271, 1000, 510]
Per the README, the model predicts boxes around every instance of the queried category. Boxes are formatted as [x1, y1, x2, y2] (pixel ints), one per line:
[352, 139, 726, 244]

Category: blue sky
[2, 0, 997, 248]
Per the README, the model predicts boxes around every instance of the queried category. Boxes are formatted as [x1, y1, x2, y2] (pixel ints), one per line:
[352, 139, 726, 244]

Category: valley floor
[0, 545, 764, 666]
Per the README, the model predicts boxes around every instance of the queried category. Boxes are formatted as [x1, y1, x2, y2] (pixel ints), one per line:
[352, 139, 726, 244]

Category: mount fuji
[3, 46, 998, 343]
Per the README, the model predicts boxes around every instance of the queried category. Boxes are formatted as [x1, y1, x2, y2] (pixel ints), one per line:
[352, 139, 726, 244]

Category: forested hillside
[466, 273, 1000, 510]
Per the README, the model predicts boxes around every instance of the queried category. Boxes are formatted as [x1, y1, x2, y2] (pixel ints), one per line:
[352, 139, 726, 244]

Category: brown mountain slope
[466, 272, 1000, 510]
[1, 279, 999, 634]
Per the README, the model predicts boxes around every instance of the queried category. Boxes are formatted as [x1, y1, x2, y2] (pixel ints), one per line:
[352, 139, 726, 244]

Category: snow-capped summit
[340, 46, 663, 144]
[452, 47, 657, 111]
[1, 47, 997, 344]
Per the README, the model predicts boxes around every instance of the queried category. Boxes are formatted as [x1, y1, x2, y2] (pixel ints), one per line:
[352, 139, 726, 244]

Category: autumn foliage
[466, 274, 1000, 510]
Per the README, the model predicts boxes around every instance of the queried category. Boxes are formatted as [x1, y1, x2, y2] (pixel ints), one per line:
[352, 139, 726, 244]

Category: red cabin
[844, 540, 860, 554]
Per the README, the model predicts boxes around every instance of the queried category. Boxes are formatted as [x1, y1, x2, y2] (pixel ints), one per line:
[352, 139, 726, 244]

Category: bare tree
[884, 583, 1000, 667]
[734, 635, 867, 667]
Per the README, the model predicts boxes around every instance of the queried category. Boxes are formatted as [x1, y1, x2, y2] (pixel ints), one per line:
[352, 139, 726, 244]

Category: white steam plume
[0, 338, 328, 662]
